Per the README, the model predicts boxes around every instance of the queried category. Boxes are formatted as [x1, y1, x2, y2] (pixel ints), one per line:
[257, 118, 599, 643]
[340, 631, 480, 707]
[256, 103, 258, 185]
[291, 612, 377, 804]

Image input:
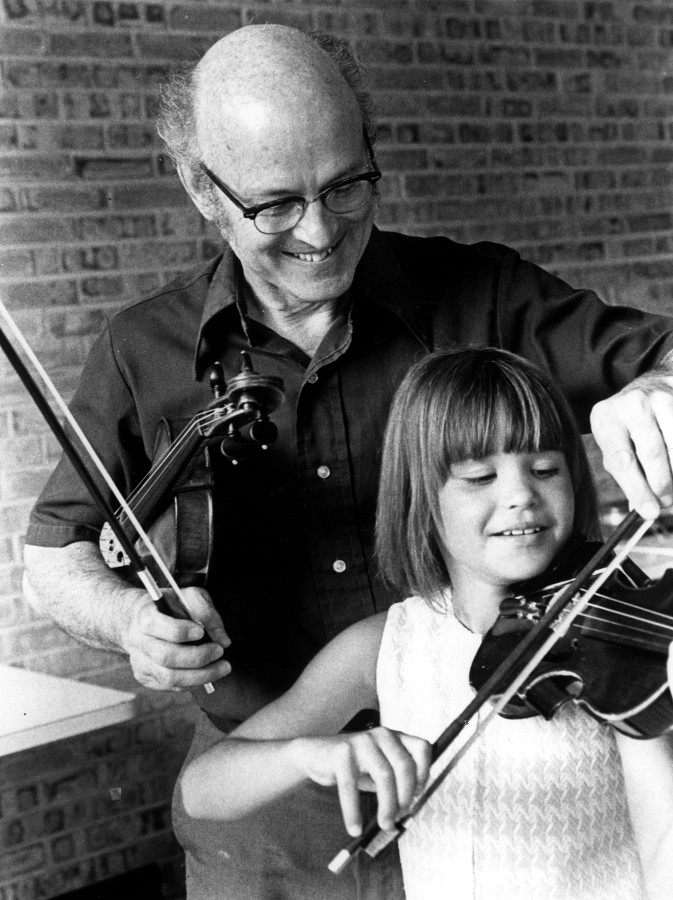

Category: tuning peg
[220, 425, 251, 464]
[209, 362, 226, 399]
[249, 417, 278, 449]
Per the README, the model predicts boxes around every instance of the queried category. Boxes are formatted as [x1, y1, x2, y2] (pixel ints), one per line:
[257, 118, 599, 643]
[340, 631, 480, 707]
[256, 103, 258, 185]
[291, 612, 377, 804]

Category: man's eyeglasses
[199, 130, 382, 235]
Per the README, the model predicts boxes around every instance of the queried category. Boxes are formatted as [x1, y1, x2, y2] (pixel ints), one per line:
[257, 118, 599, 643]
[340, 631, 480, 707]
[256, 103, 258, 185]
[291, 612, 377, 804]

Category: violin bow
[0, 299, 215, 693]
[329, 507, 654, 873]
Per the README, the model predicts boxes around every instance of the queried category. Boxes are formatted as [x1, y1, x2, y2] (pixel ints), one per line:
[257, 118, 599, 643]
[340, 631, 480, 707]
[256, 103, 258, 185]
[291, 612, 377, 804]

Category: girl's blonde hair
[376, 346, 600, 599]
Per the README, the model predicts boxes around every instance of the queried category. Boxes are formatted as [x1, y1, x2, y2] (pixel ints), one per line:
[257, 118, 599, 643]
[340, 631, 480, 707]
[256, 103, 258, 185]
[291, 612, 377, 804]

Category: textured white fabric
[376, 595, 644, 900]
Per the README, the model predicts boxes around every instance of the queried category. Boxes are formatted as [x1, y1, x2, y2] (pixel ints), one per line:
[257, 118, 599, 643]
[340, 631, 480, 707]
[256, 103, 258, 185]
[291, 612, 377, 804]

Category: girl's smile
[438, 448, 575, 631]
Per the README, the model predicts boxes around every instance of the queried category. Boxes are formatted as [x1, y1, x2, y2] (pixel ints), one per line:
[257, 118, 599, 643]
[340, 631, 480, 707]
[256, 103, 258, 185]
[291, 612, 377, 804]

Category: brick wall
[0, 0, 672, 897]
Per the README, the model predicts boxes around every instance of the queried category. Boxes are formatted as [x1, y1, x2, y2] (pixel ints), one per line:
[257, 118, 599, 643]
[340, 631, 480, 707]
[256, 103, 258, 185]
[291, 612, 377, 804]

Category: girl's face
[437, 448, 575, 603]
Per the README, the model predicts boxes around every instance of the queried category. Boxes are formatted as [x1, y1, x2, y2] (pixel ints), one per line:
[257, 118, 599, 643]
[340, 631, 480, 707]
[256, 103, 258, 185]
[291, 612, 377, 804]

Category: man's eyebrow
[247, 158, 369, 203]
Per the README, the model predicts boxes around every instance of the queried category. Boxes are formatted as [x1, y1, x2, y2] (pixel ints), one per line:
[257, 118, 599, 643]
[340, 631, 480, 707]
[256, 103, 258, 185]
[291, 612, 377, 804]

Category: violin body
[470, 539, 673, 738]
[121, 418, 215, 588]
[99, 354, 284, 592]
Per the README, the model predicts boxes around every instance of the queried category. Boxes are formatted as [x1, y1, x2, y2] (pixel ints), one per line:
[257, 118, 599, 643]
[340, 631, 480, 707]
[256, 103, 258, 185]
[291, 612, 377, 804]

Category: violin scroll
[206, 352, 284, 463]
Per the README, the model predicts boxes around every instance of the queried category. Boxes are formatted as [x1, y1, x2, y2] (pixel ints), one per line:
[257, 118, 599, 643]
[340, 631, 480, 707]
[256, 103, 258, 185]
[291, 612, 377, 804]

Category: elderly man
[23, 24, 673, 900]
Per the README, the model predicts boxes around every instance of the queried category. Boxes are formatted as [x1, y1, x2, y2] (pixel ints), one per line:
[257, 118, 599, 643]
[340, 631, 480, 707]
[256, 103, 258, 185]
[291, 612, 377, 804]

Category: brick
[168, 4, 241, 33]
[72, 213, 156, 241]
[0, 279, 79, 308]
[417, 41, 474, 65]
[48, 309, 105, 337]
[0, 216, 71, 246]
[20, 187, 108, 213]
[355, 39, 413, 65]
[1, 468, 49, 501]
[0, 155, 74, 182]
[74, 157, 153, 180]
[0, 28, 47, 56]
[0, 249, 33, 277]
[369, 66, 445, 90]
[0, 841, 46, 877]
[117, 241, 198, 270]
[61, 247, 118, 274]
[106, 124, 157, 151]
[62, 91, 111, 120]
[134, 33, 215, 61]
[110, 182, 189, 210]
[0, 499, 33, 536]
[79, 274, 125, 298]
[48, 32, 133, 59]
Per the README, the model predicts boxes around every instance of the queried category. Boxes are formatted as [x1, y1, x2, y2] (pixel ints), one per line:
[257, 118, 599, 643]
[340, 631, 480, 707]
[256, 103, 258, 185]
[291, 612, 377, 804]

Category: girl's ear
[177, 163, 217, 222]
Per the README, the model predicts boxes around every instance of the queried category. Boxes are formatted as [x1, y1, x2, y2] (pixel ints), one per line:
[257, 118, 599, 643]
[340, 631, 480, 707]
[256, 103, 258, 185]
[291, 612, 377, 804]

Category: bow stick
[329, 508, 654, 873]
[0, 300, 215, 693]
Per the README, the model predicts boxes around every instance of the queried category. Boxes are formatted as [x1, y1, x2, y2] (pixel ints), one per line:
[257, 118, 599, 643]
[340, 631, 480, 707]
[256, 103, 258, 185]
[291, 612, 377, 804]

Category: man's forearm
[23, 540, 148, 655]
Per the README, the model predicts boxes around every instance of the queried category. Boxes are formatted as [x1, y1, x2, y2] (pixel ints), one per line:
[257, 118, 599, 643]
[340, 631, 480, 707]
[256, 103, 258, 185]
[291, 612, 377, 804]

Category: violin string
[590, 589, 673, 624]
[578, 614, 671, 650]
[581, 592, 673, 636]
[118, 408, 224, 523]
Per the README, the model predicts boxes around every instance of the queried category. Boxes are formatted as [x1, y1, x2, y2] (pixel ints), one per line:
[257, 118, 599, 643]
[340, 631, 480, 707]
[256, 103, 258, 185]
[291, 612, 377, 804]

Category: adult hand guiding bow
[590, 359, 673, 522]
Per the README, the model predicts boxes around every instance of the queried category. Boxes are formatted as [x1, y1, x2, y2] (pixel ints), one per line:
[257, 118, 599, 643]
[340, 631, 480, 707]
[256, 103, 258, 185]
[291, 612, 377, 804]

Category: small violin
[470, 536, 673, 738]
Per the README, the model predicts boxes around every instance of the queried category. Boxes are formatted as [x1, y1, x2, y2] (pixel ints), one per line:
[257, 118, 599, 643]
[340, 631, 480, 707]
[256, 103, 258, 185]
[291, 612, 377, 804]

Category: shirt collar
[352, 227, 431, 350]
[193, 227, 431, 378]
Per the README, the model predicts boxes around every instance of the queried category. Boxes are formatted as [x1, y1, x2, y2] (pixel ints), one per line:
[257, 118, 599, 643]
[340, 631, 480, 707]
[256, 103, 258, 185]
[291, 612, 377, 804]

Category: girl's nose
[502, 473, 539, 508]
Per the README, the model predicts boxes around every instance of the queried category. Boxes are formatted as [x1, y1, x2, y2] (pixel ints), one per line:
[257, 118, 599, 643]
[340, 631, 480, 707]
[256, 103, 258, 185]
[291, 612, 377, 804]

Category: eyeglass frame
[199, 128, 382, 231]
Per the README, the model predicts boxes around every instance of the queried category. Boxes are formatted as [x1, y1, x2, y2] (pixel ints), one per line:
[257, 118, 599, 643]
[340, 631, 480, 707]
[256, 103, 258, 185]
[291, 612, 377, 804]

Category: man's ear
[177, 162, 216, 222]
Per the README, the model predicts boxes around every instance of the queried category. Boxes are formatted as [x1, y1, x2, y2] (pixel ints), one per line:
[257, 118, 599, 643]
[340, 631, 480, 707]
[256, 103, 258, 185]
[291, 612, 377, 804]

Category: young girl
[178, 347, 673, 900]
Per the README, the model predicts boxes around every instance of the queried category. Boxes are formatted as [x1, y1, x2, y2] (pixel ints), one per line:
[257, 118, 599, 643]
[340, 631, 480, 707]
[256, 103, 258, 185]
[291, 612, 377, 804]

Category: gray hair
[155, 31, 376, 188]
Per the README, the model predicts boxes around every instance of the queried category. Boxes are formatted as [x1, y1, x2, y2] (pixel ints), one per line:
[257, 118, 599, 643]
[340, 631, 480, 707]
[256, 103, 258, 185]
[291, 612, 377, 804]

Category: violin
[0, 298, 285, 682]
[99, 351, 284, 594]
[470, 536, 673, 738]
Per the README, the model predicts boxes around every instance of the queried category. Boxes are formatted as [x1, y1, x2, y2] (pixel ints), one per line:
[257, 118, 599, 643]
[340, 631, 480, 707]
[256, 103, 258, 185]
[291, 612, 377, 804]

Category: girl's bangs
[441, 371, 566, 464]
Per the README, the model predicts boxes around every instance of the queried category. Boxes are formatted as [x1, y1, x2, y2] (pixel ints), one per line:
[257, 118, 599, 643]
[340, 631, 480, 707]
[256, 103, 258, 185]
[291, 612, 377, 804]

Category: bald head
[156, 27, 374, 182]
[195, 26, 362, 164]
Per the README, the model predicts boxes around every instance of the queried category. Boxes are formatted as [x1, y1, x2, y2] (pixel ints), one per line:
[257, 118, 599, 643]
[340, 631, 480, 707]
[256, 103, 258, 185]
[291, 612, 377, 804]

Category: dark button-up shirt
[27, 228, 673, 720]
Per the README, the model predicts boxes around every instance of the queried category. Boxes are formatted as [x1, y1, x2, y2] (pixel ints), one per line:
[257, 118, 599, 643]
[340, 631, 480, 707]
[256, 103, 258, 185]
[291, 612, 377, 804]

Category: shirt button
[317, 465, 331, 479]
[332, 559, 347, 574]
[307, 373, 318, 384]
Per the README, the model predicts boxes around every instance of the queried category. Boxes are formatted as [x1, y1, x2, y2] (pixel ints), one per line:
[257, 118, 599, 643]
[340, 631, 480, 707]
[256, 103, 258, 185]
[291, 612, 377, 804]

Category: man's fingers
[591, 398, 663, 520]
[127, 602, 231, 691]
[176, 586, 231, 647]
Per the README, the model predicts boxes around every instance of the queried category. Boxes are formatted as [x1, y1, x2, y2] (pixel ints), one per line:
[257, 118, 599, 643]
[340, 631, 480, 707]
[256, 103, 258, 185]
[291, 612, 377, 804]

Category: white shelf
[0, 665, 137, 756]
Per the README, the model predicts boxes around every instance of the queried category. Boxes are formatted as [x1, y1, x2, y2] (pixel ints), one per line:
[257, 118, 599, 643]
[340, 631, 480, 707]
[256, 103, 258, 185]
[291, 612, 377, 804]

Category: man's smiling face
[196, 81, 376, 312]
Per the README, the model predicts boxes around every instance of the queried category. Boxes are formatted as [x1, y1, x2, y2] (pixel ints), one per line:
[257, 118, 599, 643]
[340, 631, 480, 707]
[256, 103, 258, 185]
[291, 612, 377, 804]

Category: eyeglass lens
[254, 179, 376, 234]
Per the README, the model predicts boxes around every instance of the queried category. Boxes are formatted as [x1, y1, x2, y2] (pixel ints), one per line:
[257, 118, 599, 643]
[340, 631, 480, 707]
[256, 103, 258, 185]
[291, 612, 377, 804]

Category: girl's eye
[532, 466, 560, 479]
[463, 473, 495, 486]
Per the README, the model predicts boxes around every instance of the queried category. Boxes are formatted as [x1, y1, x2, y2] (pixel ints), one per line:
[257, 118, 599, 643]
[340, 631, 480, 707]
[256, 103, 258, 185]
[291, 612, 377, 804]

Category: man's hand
[125, 586, 231, 691]
[292, 726, 431, 837]
[590, 362, 673, 520]
[23, 542, 231, 693]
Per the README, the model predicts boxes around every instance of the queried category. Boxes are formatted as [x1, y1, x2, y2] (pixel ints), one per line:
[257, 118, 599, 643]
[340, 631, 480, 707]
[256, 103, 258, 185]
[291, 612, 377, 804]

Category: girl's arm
[179, 612, 431, 836]
[617, 731, 673, 899]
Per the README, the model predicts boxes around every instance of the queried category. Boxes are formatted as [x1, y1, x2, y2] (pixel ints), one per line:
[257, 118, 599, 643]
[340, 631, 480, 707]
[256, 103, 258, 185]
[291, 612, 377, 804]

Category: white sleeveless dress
[376, 595, 644, 900]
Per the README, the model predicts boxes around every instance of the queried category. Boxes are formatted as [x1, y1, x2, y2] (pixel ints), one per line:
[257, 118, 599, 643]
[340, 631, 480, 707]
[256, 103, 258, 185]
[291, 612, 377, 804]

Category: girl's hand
[291, 726, 431, 836]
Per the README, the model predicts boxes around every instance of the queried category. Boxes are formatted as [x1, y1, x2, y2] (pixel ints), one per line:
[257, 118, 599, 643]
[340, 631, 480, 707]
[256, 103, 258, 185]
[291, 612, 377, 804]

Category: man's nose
[291, 197, 339, 247]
